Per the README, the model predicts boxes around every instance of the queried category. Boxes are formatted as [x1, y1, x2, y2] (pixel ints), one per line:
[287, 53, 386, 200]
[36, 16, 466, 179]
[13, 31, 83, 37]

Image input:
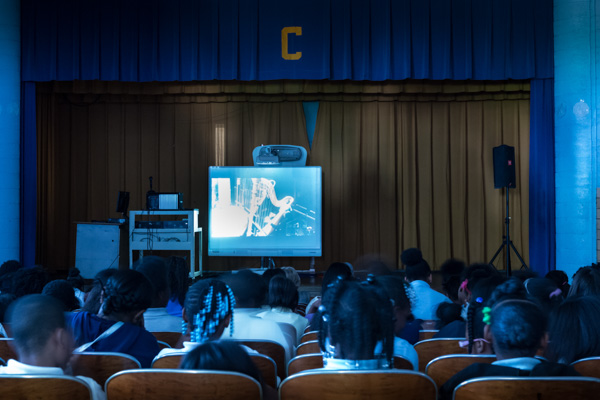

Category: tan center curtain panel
[36, 80, 529, 272]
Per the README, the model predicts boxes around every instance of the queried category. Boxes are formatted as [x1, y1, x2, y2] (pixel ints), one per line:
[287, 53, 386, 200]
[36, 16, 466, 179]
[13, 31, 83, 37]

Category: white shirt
[0, 359, 106, 400]
[373, 337, 419, 371]
[220, 308, 292, 362]
[156, 341, 257, 358]
[492, 357, 542, 371]
[143, 308, 182, 332]
[409, 280, 452, 320]
[255, 307, 308, 344]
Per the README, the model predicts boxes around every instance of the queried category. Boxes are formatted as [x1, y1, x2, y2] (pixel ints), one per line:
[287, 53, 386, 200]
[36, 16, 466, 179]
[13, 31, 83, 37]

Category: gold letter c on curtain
[281, 27, 302, 60]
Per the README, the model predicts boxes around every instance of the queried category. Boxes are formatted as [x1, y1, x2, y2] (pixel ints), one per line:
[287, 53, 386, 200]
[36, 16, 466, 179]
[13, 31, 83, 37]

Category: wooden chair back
[425, 354, 496, 388]
[156, 340, 171, 350]
[249, 354, 277, 388]
[0, 375, 92, 399]
[238, 340, 286, 381]
[70, 352, 141, 387]
[296, 340, 320, 356]
[453, 376, 600, 400]
[151, 353, 183, 369]
[0, 338, 17, 361]
[571, 357, 600, 379]
[419, 330, 439, 341]
[279, 369, 437, 400]
[287, 354, 323, 376]
[393, 356, 414, 370]
[151, 332, 181, 348]
[300, 331, 317, 344]
[414, 338, 467, 371]
[105, 369, 262, 400]
[150, 352, 277, 388]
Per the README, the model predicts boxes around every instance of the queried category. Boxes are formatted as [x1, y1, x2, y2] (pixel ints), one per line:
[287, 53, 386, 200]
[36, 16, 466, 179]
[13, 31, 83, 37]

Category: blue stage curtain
[20, 82, 37, 267]
[529, 78, 555, 276]
[21, 0, 553, 82]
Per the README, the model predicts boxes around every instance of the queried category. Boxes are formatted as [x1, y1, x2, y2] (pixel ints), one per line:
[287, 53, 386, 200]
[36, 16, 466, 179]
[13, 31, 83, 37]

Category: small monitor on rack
[208, 166, 322, 257]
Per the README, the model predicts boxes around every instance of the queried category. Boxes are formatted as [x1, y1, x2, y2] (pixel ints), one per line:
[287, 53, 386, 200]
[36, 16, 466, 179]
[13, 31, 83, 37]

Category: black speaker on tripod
[489, 145, 527, 276]
[493, 145, 516, 189]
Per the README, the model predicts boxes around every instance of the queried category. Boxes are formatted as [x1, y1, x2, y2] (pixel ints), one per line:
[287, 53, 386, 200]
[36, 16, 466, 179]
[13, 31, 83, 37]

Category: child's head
[440, 259, 466, 302]
[375, 275, 412, 335]
[524, 277, 563, 314]
[402, 248, 431, 282]
[134, 255, 170, 307]
[180, 340, 263, 385]
[183, 279, 235, 343]
[568, 266, 600, 297]
[546, 295, 600, 364]
[465, 275, 510, 354]
[321, 262, 353, 295]
[81, 268, 117, 314]
[42, 279, 80, 311]
[436, 302, 462, 329]
[10, 266, 49, 298]
[317, 278, 394, 364]
[267, 276, 298, 311]
[458, 263, 500, 305]
[220, 270, 266, 308]
[488, 299, 547, 359]
[99, 269, 153, 325]
[545, 270, 570, 295]
[281, 266, 301, 289]
[8, 294, 74, 368]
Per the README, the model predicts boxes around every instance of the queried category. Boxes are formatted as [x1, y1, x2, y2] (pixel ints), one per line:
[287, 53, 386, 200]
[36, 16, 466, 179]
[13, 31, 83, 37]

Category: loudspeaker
[493, 145, 516, 188]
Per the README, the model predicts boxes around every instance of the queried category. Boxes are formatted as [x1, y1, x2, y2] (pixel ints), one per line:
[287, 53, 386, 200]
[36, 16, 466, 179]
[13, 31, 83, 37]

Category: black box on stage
[146, 192, 184, 210]
[493, 145, 516, 189]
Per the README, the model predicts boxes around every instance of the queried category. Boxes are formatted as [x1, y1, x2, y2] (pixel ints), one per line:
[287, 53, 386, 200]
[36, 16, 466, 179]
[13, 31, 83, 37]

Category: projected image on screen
[208, 167, 322, 257]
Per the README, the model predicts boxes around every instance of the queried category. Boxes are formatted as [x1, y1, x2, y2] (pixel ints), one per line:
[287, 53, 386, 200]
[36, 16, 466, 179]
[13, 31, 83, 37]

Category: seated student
[545, 270, 571, 297]
[9, 266, 49, 298]
[134, 256, 182, 332]
[545, 295, 600, 364]
[67, 269, 160, 368]
[166, 256, 189, 318]
[376, 275, 419, 370]
[256, 276, 308, 344]
[439, 299, 579, 400]
[0, 295, 105, 400]
[524, 277, 564, 314]
[402, 248, 451, 320]
[180, 340, 277, 400]
[218, 271, 292, 361]
[439, 258, 466, 304]
[315, 278, 394, 370]
[157, 279, 236, 357]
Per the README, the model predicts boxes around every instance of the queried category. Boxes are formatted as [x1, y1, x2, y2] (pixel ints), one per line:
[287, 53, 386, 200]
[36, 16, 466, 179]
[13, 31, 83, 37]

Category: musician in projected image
[211, 177, 315, 238]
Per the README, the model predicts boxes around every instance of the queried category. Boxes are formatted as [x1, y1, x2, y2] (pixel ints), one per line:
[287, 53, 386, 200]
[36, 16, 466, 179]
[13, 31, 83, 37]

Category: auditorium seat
[150, 332, 181, 348]
[237, 340, 286, 381]
[279, 369, 437, 400]
[453, 376, 600, 400]
[0, 338, 17, 362]
[296, 340, 320, 356]
[0, 375, 92, 399]
[425, 354, 496, 388]
[413, 338, 467, 372]
[299, 331, 317, 344]
[105, 369, 262, 400]
[70, 352, 141, 387]
[571, 357, 600, 379]
[287, 354, 323, 376]
[418, 330, 439, 341]
[151, 352, 278, 388]
[393, 356, 414, 370]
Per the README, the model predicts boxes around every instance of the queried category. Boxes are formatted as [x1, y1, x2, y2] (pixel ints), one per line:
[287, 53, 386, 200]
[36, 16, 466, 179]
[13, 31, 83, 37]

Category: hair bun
[401, 248, 423, 266]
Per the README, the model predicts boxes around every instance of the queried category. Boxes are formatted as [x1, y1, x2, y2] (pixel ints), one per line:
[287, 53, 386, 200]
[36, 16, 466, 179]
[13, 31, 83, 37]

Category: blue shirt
[409, 280, 452, 320]
[67, 311, 160, 368]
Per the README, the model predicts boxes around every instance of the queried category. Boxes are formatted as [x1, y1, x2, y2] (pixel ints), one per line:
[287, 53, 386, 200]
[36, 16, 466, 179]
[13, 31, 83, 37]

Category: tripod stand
[489, 185, 528, 276]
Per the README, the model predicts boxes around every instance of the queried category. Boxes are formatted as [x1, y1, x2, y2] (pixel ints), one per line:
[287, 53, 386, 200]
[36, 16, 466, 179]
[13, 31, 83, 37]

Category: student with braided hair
[156, 279, 236, 357]
[66, 269, 160, 368]
[315, 277, 395, 369]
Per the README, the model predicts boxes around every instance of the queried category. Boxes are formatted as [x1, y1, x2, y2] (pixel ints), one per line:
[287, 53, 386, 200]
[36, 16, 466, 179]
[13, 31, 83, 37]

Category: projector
[253, 145, 307, 166]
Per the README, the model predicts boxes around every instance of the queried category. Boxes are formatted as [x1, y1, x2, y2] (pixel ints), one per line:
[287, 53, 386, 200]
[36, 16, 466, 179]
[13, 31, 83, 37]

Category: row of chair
[1, 368, 600, 400]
